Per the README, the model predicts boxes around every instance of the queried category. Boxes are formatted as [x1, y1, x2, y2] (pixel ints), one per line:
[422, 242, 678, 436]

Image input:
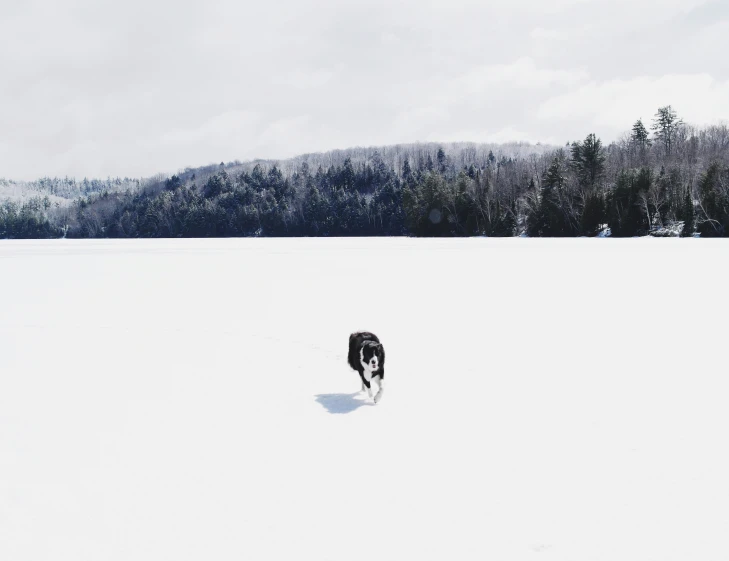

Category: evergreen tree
[340, 157, 355, 190]
[372, 181, 405, 235]
[581, 191, 605, 236]
[402, 159, 413, 182]
[606, 170, 650, 237]
[528, 158, 570, 236]
[425, 154, 434, 172]
[631, 119, 651, 148]
[437, 147, 447, 174]
[370, 151, 389, 190]
[403, 173, 450, 236]
[570, 133, 605, 189]
[249, 164, 266, 191]
[543, 157, 565, 191]
[165, 175, 182, 191]
[203, 171, 233, 199]
[652, 105, 683, 156]
[302, 185, 330, 235]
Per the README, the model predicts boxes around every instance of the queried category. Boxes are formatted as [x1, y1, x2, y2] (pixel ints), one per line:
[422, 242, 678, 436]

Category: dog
[348, 331, 385, 404]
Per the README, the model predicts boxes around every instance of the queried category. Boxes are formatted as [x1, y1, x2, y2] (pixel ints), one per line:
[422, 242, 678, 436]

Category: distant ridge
[1, 141, 556, 204]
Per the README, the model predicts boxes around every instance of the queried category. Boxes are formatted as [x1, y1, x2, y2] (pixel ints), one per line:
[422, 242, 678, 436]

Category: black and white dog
[348, 331, 385, 404]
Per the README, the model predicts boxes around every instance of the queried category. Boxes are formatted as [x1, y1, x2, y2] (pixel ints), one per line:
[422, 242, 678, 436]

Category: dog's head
[360, 340, 384, 372]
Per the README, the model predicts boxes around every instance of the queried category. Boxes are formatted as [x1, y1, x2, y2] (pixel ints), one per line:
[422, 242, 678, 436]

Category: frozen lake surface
[1, 238, 728, 560]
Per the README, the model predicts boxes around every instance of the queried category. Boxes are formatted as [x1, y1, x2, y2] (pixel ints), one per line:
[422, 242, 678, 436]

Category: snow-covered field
[1, 238, 728, 561]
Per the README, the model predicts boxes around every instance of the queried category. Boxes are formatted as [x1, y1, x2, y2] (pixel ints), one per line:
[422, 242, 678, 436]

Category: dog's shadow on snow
[315, 392, 374, 414]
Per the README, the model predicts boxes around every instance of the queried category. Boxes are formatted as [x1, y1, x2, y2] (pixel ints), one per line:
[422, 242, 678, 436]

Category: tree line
[2, 106, 729, 239]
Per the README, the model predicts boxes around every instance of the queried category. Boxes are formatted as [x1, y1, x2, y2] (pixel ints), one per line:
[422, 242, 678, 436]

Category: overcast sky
[1, 0, 728, 180]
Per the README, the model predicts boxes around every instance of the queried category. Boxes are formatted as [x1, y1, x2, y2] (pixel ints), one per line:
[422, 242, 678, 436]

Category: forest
[2, 106, 729, 239]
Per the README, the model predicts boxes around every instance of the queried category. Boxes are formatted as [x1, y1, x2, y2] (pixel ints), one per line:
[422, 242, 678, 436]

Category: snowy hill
[1, 238, 727, 561]
[1, 141, 553, 203]
[0, 177, 140, 204]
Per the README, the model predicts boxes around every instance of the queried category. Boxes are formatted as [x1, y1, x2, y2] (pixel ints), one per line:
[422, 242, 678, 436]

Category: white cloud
[391, 106, 451, 140]
[257, 115, 315, 156]
[274, 69, 334, 90]
[456, 58, 587, 92]
[158, 111, 262, 148]
[0, 0, 726, 179]
[530, 27, 568, 41]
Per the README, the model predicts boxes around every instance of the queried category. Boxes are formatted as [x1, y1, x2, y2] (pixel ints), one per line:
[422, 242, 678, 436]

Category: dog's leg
[362, 371, 373, 399]
[373, 375, 384, 404]
[359, 372, 371, 397]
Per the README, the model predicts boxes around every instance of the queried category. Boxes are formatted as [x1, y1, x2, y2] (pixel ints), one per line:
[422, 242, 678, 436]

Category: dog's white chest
[361, 363, 379, 382]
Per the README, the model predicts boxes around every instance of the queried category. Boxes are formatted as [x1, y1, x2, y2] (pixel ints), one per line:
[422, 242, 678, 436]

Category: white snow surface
[1, 238, 728, 561]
